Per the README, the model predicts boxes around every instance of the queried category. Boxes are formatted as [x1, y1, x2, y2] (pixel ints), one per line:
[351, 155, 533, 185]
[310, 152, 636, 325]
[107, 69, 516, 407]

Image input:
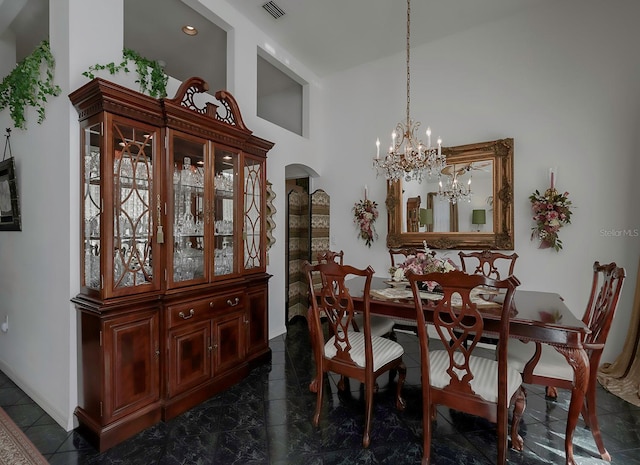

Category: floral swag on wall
[530, 183, 572, 251]
[353, 197, 379, 247]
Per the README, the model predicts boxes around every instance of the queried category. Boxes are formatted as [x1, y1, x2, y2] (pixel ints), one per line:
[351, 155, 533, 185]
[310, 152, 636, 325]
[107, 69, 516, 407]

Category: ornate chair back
[406, 269, 525, 465]
[458, 250, 519, 280]
[317, 249, 344, 265]
[389, 246, 428, 268]
[406, 196, 421, 232]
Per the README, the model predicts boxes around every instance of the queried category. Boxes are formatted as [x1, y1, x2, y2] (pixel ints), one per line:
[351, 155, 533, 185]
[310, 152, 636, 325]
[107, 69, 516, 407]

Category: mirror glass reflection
[401, 160, 494, 233]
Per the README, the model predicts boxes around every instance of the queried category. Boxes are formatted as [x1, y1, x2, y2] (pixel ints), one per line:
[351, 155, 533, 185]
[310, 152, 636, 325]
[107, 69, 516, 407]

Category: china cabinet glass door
[169, 133, 207, 286]
[110, 119, 160, 295]
[213, 147, 238, 277]
[243, 155, 264, 271]
[80, 115, 162, 298]
[82, 119, 102, 291]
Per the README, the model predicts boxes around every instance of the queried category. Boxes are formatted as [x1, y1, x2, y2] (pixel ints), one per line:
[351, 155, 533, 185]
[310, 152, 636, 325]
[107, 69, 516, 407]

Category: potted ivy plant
[83, 49, 168, 98]
[0, 40, 61, 130]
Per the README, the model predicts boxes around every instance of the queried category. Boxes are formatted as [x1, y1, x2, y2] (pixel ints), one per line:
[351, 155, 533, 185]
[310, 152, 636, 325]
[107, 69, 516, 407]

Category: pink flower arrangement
[390, 243, 458, 291]
[530, 187, 572, 251]
[353, 198, 379, 247]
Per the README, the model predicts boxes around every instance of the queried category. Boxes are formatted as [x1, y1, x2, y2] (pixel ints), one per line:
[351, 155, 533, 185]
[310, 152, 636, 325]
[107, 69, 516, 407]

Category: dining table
[347, 276, 591, 465]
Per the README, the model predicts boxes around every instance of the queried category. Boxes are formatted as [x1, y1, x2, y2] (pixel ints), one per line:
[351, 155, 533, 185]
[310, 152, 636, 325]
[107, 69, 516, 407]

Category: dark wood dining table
[347, 276, 591, 465]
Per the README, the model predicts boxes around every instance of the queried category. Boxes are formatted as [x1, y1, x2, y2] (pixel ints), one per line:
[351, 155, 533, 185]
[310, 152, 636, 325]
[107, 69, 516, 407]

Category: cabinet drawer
[208, 292, 245, 313]
[168, 292, 245, 327]
[168, 300, 211, 327]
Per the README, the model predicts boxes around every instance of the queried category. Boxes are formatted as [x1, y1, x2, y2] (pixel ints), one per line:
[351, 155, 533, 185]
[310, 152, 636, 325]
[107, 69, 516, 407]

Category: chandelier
[373, 0, 446, 183]
[438, 165, 472, 204]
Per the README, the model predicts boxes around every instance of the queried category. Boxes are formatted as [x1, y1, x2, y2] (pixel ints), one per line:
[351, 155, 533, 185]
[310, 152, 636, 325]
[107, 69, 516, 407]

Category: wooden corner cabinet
[69, 77, 273, 451]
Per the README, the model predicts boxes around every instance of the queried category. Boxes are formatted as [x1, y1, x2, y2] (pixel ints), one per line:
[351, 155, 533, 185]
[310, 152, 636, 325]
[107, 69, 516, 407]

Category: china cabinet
[70, 77, 273, 451]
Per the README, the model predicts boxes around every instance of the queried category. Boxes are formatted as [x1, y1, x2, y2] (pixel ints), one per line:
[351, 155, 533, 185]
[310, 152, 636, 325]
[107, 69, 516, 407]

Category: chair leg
[396, 362, 407, 411]
[583, 377, 611, 461]
[313, 373, 323, 427]
[422, 397, 432, 465]
[363, 378, 373, 448]
[497, 409, 508, 465]
[510, 386, 526, 451]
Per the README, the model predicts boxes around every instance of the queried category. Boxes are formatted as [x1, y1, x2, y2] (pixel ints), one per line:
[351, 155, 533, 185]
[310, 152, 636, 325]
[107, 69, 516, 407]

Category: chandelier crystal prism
[373, 0, 446, 183]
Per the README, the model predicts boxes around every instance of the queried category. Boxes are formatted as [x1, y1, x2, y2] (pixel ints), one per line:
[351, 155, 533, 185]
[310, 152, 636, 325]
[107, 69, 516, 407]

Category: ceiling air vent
[262, 1, 285, 19]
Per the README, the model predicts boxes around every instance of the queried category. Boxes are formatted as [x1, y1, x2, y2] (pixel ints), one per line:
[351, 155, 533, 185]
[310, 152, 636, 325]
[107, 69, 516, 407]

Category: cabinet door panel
[167, 320, 211, 396]
[103, 311, 159, 422]
[213, 310, 245, 376]
[168, 132, 208, 288]
[246, 287, 268, 358]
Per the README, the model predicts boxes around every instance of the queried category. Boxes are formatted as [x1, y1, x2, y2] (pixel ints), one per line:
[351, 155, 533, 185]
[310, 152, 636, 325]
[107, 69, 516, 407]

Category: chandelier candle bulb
[427, 127, 431, 148]
[376, 139, 380, 159]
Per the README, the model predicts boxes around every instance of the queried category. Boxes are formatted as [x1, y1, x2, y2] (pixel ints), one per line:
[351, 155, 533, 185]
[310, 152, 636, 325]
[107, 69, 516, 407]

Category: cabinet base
[162, 348, 272, 421]
[75, 403, 162, 453]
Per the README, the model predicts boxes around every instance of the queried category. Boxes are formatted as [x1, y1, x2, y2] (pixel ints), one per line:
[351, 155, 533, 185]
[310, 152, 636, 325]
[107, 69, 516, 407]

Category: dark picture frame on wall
[0, 157, 21, 231]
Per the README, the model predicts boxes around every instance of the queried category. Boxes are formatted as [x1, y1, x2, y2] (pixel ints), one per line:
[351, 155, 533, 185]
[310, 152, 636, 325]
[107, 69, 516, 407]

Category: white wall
[316, 0, 640, 363]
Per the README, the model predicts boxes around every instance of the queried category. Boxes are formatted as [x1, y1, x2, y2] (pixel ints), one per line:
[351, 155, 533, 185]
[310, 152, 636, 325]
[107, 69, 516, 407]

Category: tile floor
[1, 317, 640, 464]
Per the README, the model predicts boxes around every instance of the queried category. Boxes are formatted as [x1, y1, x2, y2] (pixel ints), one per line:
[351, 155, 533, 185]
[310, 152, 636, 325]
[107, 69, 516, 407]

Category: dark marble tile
[2, 317, 640, 465]
[3, 402, 48, 428]
[24, 423, 72, 455]
[0, 386, 31, 406]
[267, 420, 322, 461]
[210, 426, 269, 464]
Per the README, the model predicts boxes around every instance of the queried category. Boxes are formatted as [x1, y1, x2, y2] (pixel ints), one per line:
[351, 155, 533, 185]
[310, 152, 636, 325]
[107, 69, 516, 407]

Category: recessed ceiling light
[182, 25, 198, 36]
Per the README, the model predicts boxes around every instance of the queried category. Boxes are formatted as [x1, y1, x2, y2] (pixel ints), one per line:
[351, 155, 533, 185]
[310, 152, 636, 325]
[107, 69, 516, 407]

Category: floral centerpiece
[389, 242, 458, 291]
[529, 187, 572, 251]
[353, 198, 379, 247]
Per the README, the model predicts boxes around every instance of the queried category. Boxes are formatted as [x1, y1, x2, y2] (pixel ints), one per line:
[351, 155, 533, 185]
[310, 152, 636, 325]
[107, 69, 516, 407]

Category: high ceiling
[2, 0, 555, 82]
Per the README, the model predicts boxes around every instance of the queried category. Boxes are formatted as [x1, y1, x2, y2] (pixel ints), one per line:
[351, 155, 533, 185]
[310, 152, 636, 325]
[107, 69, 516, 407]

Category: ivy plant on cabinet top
[83, 49, 169, 99]
[0, 40, 62, 130]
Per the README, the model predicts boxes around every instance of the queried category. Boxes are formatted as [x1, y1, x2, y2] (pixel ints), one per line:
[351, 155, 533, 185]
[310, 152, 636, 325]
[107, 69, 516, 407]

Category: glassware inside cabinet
[83, 123, 102, 289]
[213, 148, 237, 276]
[112, 123, 156, 289]
[172, 136, 206, 282]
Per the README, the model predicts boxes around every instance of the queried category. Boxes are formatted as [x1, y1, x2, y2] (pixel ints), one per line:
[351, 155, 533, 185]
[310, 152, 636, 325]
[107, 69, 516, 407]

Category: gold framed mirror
[386, 138, 514, 250]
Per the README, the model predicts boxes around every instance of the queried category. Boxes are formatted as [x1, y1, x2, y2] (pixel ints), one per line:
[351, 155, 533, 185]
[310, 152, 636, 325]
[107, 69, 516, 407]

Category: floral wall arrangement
[530, 170, 573, 251]
[353, 188, 378, 247]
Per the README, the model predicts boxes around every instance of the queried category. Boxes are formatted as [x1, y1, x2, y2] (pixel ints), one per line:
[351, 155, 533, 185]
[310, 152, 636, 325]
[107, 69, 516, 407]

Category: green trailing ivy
[83, 49, 168, 98]
[0, 40, 62, 130]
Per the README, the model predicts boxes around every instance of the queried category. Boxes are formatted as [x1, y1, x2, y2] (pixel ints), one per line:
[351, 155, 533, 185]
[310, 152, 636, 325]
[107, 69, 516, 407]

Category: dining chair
[458, 250, 519, 280]
[457, 250, 519, 348]
[317, 250, 395, 338]
[406, 269, 526, 465]
[507, 261, 625, 461]
[406, 196, 421, 232]
[304, 261, 407, 448]
[389, 246, 426, 268]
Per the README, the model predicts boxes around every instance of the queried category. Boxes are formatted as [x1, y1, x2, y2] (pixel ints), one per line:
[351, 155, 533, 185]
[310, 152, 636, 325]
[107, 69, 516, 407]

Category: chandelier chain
[406, 0, 411, 126]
